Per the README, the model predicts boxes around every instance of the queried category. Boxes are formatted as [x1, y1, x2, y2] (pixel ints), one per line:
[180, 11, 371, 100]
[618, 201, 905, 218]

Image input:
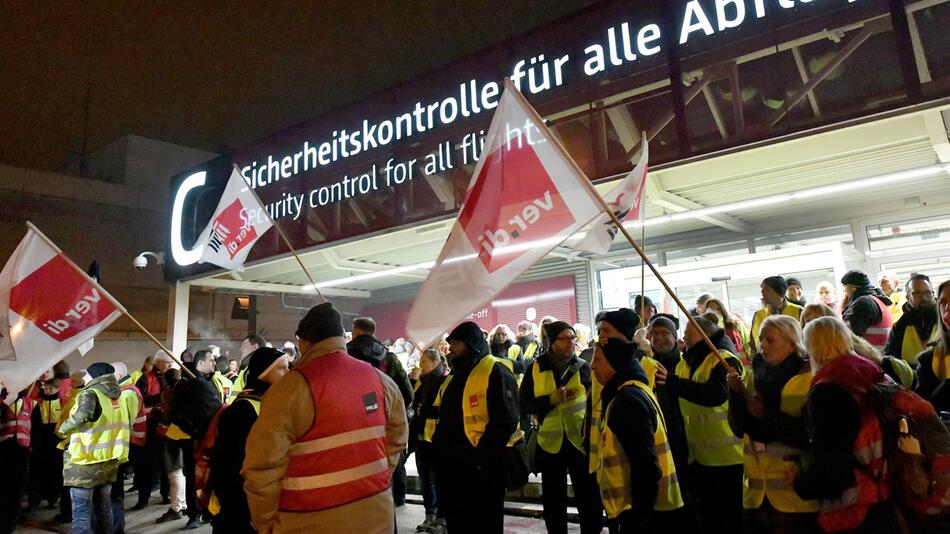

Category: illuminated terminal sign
[168, 0, 872, 274]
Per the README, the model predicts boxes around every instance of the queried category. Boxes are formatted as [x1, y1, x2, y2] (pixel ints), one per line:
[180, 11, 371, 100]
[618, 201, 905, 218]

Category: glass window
[867, 214, 950, 251]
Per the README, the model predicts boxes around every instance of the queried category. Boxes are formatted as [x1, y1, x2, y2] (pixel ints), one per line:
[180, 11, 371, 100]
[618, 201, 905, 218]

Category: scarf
[752, 352, 807, 410]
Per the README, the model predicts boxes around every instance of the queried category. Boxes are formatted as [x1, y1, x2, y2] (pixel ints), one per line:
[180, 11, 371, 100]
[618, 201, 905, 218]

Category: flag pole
[505, 84, 727, 366]
[236, 166, 327, 303]
[24, 222, 196, 378]
[640, 217, 646, 327]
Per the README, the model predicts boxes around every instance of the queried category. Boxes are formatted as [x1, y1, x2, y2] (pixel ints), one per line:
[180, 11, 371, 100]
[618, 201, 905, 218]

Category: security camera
[134, 251, 164, 272]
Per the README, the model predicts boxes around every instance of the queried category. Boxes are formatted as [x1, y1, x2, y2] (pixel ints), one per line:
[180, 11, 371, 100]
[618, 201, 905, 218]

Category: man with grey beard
[884, 273, 938, 365]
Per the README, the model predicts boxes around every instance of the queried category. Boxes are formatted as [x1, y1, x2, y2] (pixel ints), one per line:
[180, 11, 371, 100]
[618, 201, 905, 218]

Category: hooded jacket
[884, 301, 938, 361]
[600, 358, 662, 516]
[59, 374, 124, 488]
[348, 334, 414, 416]
[842, 286, 893, 337]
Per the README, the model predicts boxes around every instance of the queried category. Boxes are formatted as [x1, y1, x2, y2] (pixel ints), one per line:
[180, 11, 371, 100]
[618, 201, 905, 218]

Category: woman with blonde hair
[727, 315, 817, 533]
[795, 317, 900, 532]
[489, 324, 525, 377]
[801, 304, 915, 388]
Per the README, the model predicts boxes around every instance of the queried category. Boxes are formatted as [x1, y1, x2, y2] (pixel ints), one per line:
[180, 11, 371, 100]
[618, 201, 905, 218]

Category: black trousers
[0, 442, 29, 534]
[536, 441, 603, 534]
[686, 462, 743, 534]
[27, 442, 63, 507]
[436, 454, 506, 534]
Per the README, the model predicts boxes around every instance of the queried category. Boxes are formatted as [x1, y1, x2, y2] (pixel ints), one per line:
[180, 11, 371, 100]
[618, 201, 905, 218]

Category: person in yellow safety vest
[27, 378, 64, 512]
[645, 315, 691, 479]
[591, 337, 685, 533]
[883, 274, 938, 366]
[410, 349, 450, 534]
[749, 276, 805, 355]
[519, 321, 601, 534]
[208, 347, 290, 534]
[432, 321, 519, 534]
[916, 279, 950, 414]
[233, 334, 267, 393]
[516, 320, 541, 364]
[490, 324, 527, 382]
[655, 314, 744, 533]
[58, 362, 131, 534]
[111, 361, 145, 534]
[726, 315, 819, 533]
[877, 270, 906, 323]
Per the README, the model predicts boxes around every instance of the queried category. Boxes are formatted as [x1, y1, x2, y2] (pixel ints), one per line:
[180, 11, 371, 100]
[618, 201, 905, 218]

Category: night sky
[0, 1, 593, 173]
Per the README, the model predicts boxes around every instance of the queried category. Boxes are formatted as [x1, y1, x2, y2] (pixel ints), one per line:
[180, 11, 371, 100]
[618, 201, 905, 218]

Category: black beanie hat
[649, 312, 679, 331]
[602, 337, 637, 370]
[648, 315, 677, 336]
[632, 295, 656, 312]
[543, 321, 574, 343]
[601, 308, 640, 340]
[246, 347, 287, 388]
[841, 270, 870, 288]
[53, 360, 70, 379]
[785, 277, 802, 289]
[447, 321, 489, 356]
[761, 276, 788, 296]
[87, 362, 115, 379]
[295, 303, 345, 342]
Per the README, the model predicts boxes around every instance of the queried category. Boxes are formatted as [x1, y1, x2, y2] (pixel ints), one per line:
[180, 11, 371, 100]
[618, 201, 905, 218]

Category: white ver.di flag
[405, 80, 604, 349]
[573, 133, 649, 255]
[196, 165, 274, 271]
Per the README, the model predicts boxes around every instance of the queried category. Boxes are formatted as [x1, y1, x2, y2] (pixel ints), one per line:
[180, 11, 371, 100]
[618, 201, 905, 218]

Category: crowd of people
[1, 269, 949, 533]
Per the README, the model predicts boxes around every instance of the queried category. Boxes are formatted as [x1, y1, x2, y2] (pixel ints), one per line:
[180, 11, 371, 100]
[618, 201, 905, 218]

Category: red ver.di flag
[197, 165, 273, 271]
[573, 132, 649, 255]
[0, 223, 125, 397]
[406, 80, 603, 348]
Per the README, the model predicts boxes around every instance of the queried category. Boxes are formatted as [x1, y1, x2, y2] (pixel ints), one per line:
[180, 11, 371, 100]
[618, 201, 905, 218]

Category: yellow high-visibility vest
[38, 398, 63, 425]
[433, 356, 520, 447]
[212, 373, 234, 404]
[531, 360, 586, 454]
[676, 350, 743, 466]
[749, 303, 804, 354]
[589, 355, 657, 474]
[67, 389, 131, 465]
[597, 380, 683, 518]
[933, 344, 950, 381]
[901, 324, 939, 366]
[742, 370, 818, 513]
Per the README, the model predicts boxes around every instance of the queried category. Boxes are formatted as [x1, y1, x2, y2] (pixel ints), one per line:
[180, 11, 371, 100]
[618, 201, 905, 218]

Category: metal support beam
[923, 110, 950, 163]
[197, 277, 370, 298]
[791, 47, 822, 118]
[701, 84, 729, 139]
[166, 281, 190, 357]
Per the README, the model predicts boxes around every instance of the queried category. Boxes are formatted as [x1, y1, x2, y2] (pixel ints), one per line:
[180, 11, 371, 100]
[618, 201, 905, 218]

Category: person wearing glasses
[883, 274, 938, 366]
[520, 321, 601, 534]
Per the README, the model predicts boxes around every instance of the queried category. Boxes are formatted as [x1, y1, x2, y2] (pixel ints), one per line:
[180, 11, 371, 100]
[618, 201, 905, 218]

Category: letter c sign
[170, 171, 207, 266]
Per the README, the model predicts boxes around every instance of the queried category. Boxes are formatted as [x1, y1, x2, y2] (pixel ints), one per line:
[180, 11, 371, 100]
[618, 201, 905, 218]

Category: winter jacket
[661, 330, 741, 407]
[348, 335, 414, 417]
[210, 391, 263, 534]
[433, 351, 519, 464]
[409, 362, 448, 452]
[519, 351, 591, 424]
[916, 345, 950, 413]
[651, 346, 688, 473]
[59, 375, 124, 488]
[600, 359, 661, 516]
[243, 336, 407, 534]
[842, 288, 893, 337]
[169, 371, 222, 439]
[728, 353, 810, 448]
[883, 302, 938, 362]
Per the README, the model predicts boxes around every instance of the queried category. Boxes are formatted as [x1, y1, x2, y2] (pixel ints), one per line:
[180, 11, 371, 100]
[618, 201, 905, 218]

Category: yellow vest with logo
[902, 324, 939, 366]
[434, 355, 520, 447]
[676, 350, 743, 466]
[750, 304, 804, 354]
[598, 380, 683, 517]
[742, 371, 818, 513]
[589, 356, 657, 474]
[67, 389, 131, 465]
[38, 398, 63, 425]
[531, 360, 587, 454]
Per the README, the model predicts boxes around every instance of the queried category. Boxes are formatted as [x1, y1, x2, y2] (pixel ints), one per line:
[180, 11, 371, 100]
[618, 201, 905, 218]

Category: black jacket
[601, 359, 661, 516]
[661, 330, 741, 407]
[793, 383, 862, 500]
[410, 363, 448, 452]
[843, 288, 892, 337]
[347, 335, 414, 417]
[651, 346, 688, 473]
[433, 352, 519, 463]
[728, 353, 810, 449]
[519, 351, 590, 425]
[916, 345, 950, 412]
[209, 392, 261, 533]
[884, 303, 938, 360]
[169, 372, 222, 439]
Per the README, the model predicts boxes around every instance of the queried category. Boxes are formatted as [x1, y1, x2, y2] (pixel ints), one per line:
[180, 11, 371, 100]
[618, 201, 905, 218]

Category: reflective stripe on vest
[14, 398, 31, 447]
[862, 297, 893, 351]
[933, 344, 950, 381]
[279, 351, 390, 512]
[676, 350, 743, 466]
[68, 389, 131, 465]
[901, 324, 939, 366]
[742, 371, 818, 513]
[531, 360, 587, 454]
[119, 383, 146, 447]
[597, 380, 683, 518]
[39, 398, 63, 425]
[433, 356, 518, 448]
[750, 303, 803, 354]
[811, 354, 890, 532]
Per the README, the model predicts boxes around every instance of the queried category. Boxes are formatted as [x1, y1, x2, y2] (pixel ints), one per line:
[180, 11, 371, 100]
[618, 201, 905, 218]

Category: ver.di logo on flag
[458, 122, 576, 273]
[207, 199, 259, 260]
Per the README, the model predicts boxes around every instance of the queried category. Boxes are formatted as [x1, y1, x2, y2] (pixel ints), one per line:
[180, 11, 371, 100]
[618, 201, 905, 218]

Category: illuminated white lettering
[680, 0, 715, 45]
